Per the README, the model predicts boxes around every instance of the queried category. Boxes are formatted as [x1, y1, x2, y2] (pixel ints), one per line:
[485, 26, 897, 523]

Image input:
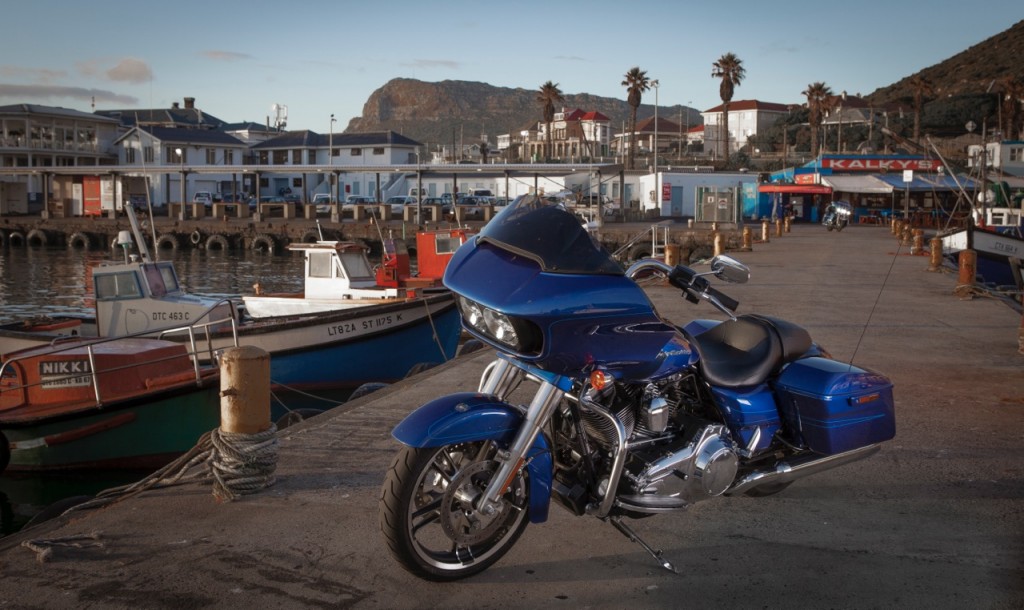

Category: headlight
[456, 295, 541, 354]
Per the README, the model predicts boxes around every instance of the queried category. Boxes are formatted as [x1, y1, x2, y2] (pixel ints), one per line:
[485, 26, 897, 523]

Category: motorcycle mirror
[710, 255, 750, 284]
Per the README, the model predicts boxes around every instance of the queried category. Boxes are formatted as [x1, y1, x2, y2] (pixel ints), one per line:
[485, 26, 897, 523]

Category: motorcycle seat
[684, 315, 811, 388]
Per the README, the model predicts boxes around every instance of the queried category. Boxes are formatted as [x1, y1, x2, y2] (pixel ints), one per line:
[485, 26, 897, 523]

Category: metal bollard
[714, 232, 724, 257]
[784, 216, 791, 233]
[711, 221, 718, 233]
[928, 237, 943, 271]
[911, 229, 925, 255]
[664, 244, 679, 267]
[954, 249, 976, 297]
[891, 218, 899, 235]
[775, 219, 783, 237]
[741, 226, 753, 251]
[219, 345, 271, 435]
[761, 219, 770, 243]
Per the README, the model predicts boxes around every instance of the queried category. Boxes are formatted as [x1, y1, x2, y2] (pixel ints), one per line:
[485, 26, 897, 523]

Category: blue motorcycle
[379, 196, 896, 580]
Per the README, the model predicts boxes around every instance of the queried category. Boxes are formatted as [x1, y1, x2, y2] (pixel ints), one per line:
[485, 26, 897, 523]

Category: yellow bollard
[219, 345, 271, 435]
[891, 218, 899, 235]
[911, 229, 925, 255]
[741, 226, 753, 251]
[664, 244, 679, 267]
[761, 219, 770, 243]
[954, 249, 976, 298]
[714, 232, 724, 257]
[928, 237, 943, 271]
[711, 221, 718, 233]
[775, 219, 783, 237]
[784, 216, 791, 233]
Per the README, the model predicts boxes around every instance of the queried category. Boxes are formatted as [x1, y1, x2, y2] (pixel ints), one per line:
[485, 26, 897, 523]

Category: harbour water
[0, 243, 321, 538]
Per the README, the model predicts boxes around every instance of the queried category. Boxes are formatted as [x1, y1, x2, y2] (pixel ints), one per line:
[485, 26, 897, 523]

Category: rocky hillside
[345, 21, 1023, 145]
[343, 78, 699, 147]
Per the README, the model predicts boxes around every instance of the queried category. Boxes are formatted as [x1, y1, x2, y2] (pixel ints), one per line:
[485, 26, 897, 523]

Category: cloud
[0, 83, 138, 105]
[106, 58, 153, 84]
[401, 59, 460, 70]
[0, 66, 68, 84]
[202, 50, 254, 61]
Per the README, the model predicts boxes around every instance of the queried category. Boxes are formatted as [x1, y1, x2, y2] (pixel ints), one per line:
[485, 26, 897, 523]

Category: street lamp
[329, 113, 337, 203]
[651, 79, 660, 171]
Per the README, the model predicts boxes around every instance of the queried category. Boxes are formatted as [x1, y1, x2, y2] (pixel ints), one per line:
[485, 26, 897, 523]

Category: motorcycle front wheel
[379, 441, 530, 581]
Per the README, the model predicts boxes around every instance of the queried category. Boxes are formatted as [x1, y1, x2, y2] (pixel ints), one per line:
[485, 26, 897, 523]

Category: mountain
[343, 78, 699, 148]
[345, 21, 1024, 146]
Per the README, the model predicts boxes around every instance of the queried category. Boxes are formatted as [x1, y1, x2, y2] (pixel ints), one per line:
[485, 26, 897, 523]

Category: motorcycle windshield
[476, 195, 623, 275]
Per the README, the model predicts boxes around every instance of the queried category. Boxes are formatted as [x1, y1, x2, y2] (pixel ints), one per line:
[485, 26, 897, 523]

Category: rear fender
[392, 392, 552, 523]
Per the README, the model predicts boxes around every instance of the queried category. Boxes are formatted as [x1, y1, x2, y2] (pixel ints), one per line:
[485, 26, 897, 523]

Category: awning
[820, 175, 893, 194]
[873, 174, 971, 192]
[757, 184, 832, 194]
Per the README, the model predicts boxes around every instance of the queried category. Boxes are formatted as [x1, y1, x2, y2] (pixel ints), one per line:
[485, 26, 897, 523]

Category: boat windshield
[476, 195, 623, 275]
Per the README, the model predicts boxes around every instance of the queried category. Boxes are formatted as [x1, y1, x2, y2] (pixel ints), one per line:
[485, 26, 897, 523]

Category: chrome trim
[726, 444, 882, 496]
[580, 390, 629, 519]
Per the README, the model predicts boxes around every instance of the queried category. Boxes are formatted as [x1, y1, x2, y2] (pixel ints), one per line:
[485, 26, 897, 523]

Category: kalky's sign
[821, 157, 940, 172]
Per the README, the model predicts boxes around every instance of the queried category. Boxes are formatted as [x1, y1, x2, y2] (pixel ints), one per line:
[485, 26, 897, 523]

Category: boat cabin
[287, 241, 402, 301]
[375, 229, 474, 289]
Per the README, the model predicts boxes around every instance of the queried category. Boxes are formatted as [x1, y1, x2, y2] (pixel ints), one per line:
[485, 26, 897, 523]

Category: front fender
[392, 392, 552, 523]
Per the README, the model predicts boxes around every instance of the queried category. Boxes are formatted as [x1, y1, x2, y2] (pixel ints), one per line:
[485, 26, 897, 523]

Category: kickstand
[608, 516, 678, 574]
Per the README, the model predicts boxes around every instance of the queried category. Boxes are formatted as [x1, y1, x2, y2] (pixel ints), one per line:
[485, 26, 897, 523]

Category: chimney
[184, 97, 196, 109]
[172, 102, 180, 109]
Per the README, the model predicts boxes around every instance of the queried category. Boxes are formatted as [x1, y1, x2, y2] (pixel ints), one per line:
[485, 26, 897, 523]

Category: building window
[167, 147, 184, 163]
[292, 149, 302, 164]
[1010, 147, 1023, 162]
[273, 150, 288, 164]
[206, 148, 217, 164]
[351, 148, 362, 156]
[144, 146, 154, 163]
[225, 149, 234, 164]
[259, 151, 269, 164]
[373, 147, 384, 156]
[125, 146, 136, 163]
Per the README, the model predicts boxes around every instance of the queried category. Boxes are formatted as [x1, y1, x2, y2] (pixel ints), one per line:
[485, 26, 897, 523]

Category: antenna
[271, 103, 288, 130]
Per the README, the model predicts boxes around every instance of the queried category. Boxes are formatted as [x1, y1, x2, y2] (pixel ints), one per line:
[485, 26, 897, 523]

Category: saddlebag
[774, 357, 895, 455]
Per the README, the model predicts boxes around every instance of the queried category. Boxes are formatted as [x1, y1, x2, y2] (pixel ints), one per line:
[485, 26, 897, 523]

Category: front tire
[379, 441, 530, 581]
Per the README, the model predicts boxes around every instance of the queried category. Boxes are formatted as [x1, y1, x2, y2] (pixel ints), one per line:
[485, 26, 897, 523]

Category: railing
[612, 221, 672, 262]
[0, 300, 240, 409]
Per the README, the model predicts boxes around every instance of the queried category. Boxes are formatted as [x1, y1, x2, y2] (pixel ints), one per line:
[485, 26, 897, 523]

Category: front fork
[475, 357, 565, 516]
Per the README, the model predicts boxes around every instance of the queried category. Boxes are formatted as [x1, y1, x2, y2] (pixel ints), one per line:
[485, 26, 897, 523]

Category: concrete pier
[1, 224, 1022, 608]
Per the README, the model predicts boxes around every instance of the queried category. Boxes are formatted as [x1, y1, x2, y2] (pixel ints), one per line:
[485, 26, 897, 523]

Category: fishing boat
[0, 206, 465, 392]
[0, 331, 225, 472]
[940, 224, 1024, 289]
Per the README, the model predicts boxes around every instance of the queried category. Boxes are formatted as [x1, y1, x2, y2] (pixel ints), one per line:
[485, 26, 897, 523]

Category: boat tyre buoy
[405, 362, 438, 378]
[627, 244, 651, 262]
[300, 230, 320, 243]
[190, 230, 203, 246]
[458, 339, 486, 357]
[156, 234, 180, 250]
[348, 382, 389, 402]
[251, 234, 276, 254]
[275, 408, 325, 430]
[26, 229, 49, 247]
[22, 495, 94, 529]
[7, 232, 25, 247]
[66, 231, 93, 249]
[0, 430, 9, 472]
[205, 234, 231, 251]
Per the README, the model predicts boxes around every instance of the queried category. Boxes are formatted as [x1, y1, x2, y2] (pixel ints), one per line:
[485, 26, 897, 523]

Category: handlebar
[625, 259, 740, 318]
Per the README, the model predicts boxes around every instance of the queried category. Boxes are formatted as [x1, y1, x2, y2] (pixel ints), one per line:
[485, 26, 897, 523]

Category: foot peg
[608, 516, 677, 574]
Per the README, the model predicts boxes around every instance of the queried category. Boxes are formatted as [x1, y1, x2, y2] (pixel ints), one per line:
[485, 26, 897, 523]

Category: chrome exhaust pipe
[726, 444, 881, 496]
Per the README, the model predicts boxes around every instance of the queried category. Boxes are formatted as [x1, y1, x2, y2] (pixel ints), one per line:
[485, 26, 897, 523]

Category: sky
[2, 0, 1021, 135]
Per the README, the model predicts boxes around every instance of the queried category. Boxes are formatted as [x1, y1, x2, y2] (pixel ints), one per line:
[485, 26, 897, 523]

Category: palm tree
[908, 75, 935, 143]
[537, 81, 564, 162]
[998, 76, 1024, 140]
[711, 53, 746, 164]
[621, 67, 650, 170]
[803, 82, 834, 159]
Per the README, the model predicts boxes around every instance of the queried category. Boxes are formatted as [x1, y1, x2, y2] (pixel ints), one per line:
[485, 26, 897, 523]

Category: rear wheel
[379, 441, 530, 581]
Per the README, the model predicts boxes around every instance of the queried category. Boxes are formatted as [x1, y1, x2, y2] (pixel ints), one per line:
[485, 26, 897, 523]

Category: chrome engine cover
[626, 424, 739, 507]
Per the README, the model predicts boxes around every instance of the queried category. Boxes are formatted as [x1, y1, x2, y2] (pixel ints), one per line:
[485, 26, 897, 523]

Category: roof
[96, 106, 226, 129]
[252, 130, 422, 149]
[821, 175, 893, 194]
[704, 99, 792, 114]
[0, 103, 119, 123]
[635, 116, 682, 133]
[117, 126, 246, 146]
[872, 173, 976, 191]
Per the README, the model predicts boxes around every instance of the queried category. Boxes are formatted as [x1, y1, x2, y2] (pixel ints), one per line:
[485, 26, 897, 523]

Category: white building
[702, 100, 790, 159]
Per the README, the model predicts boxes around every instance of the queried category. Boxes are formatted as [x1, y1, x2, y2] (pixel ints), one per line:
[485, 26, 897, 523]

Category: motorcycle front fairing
[443, 204, 686, 381]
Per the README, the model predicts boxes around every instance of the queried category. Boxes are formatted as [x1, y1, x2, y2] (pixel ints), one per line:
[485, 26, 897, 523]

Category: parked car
[193, 191, 214, 209]
[283, 194, 301, 205]
[384, 196, 417, 217]
[346, 195, 375, 205]
[312, 193, 338, 214]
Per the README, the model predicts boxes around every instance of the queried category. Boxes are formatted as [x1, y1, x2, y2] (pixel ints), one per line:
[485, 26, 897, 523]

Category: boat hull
[941, 227, 1024, 289]
[2, 382, 220, 472]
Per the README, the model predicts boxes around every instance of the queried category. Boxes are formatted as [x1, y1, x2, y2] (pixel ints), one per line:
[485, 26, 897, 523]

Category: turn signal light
[589, 370, 612, 391]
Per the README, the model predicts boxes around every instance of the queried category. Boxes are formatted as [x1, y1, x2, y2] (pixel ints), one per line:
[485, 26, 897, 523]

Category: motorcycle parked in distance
[379, 196, 895, 581]
[823, 200, 853, 231]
